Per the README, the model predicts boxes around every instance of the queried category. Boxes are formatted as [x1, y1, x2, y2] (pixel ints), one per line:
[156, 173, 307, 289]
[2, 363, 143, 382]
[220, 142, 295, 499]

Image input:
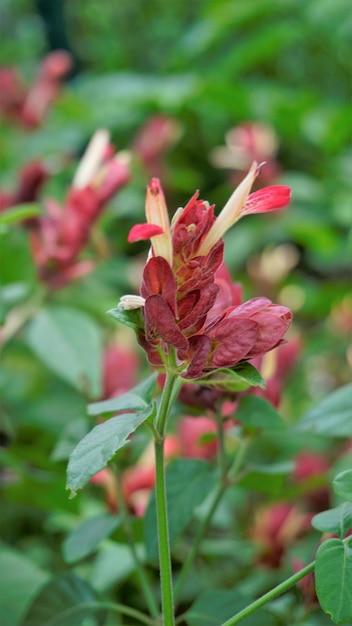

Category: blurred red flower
[0, 51, 72, 129]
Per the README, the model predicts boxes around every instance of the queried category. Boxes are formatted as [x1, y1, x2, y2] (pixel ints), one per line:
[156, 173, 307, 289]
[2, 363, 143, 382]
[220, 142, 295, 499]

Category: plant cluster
[1, 1, 351, 625]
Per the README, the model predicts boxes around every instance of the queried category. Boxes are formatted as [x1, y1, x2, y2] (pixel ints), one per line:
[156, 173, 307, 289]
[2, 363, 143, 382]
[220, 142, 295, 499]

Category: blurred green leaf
[62, 514, 122, 563]
[66, 405, 155, 497]
[21, 573, 105, 626]
[184, 588, 271, 626]
[0, 204, 40, 226]
[25, 306, 102, 398]
[144, 459, 217, 560]
[238, 462, 294, 496]
[333, 470, 352, 502]
[0, 228, 36, 286]
[88, 373, 157, 417]
[315, 537, 352, 624]
[297, 385, 352, 437]
[89, 541, 140, 592]
[235, 396, 285, 430]
[51, 419, 89, 462]
[312, 503, 352, 538]
[0, 546, 49, 626]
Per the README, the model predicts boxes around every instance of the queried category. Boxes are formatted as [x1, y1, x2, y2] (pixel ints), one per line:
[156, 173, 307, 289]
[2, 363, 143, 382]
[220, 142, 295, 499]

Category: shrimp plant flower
[124, 162, 292, 380]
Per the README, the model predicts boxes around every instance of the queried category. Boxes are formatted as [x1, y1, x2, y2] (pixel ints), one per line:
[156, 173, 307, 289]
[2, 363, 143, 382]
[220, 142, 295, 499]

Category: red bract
[30, 130, 130, 287]
[0, 161, 48, 214]
[0, 51, 72, 129]
[125, 167, 291, 379]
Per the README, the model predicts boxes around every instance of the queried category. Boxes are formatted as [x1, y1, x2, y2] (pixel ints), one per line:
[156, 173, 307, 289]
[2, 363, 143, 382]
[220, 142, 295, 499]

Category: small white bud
[118, 295, 146, 310]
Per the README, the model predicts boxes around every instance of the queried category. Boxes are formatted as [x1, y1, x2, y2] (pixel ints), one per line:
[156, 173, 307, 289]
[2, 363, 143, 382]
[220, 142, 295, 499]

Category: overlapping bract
[128, 170, 292, 379]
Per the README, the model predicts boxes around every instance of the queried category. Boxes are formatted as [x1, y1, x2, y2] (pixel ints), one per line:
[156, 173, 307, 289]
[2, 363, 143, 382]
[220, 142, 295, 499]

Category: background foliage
[0, 1, 351, 625]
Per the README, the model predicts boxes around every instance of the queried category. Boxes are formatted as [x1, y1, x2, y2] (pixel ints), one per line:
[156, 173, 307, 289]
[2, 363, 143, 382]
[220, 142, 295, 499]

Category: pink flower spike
[128, 222, 164, 243]
[241, 186, 291, 216]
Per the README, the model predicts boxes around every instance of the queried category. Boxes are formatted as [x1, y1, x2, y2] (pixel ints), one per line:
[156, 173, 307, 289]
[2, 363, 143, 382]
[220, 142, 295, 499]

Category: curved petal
[144, 294, 188, 350]
[128, 222, 164, 243]
[241, 186, 291, 216]
[141, 256, 177, 315]
[227, 297, 272, 318]
[208, 318, 259, 367]
[183, 335, 212, 379]
[245, 310, 292, 358]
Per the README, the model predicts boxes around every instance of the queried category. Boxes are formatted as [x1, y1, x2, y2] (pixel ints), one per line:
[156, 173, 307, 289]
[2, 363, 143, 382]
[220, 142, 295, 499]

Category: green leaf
[87, 373, 157, 416]
[21, 573, 105, 626]
[66, 406, 155, 496]
[26, 306, 102, 398]
[238, 462, 294, 496]
[0, 227, 36, 286]
[0, 203, 41, 226]
[235, 396, 285, 430]
[51, 419, 89, 462]
[0, 546, 49, 626]
[193, 362, 265, 392]
[315, 537, 352, 624]
[333, 470, 352, 502]
[144, 459, 217, 560]
[184, 588, 270, 626]
[62, 514, 122, 563]
[90, 541, 141, 591]
[107, 306, 144, 331]
[297, 385, 352, 437]
[312, 503, 352, 538]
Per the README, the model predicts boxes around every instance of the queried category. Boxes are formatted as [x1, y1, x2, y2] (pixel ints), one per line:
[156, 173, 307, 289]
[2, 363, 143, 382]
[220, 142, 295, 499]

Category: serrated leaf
[297, 385, 352, 437]
[333, 470, 352, 502]
[66, 406, 155, 496]
[312, 503, 352, 538]
[235, 396, 285, 430]
[26, 306, 102, 398]
[62, 514, 122, 563]
[315, 537, 352, 624]
[0, 203, 41, 226]
[144, 459, 217, 560]
[21, 573, 105, 626]
[193, 362, 265, 392]
[107, 306, 144, 331]
[88, 373, 157, 416]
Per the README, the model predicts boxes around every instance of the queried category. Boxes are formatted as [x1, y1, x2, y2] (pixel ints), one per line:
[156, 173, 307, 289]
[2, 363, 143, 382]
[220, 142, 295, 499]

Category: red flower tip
[242, 186, 291, 216]
[148, 178, 162, 195]
[128, 222, 164, 243]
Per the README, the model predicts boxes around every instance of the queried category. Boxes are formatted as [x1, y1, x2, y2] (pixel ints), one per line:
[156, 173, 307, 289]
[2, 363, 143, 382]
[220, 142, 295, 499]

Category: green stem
[47, 600, 156, 626]
[115, 470, 159, 618]
[155, 368, 180, 435]
[216, 415, 227, 482]
[174, 480, 227, 602]
[155, 438, 175, 626]
[153, 363, 180, 625]
[174, 436, 249, 603]
[220, 561, 316, 626]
